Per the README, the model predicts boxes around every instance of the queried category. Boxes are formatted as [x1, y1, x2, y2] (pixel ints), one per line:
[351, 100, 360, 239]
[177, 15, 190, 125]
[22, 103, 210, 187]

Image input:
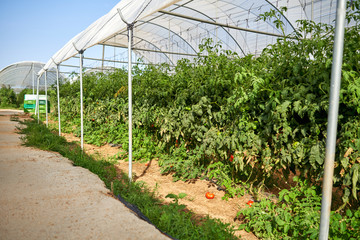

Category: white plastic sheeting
[39, 0, 340, 74]
[39, 0, 179, 75]
[0, 61, 62, 93]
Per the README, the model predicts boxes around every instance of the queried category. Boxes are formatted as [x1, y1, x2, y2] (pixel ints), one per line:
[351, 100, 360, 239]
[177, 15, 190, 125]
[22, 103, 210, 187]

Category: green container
[24, 100, 36, 105]
[24, 103, 35, 109]
[23, 95, 50, 113]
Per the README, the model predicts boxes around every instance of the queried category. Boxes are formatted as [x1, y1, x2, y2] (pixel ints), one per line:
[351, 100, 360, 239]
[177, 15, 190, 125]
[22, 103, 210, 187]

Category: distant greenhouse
[0, 61, 64, 93]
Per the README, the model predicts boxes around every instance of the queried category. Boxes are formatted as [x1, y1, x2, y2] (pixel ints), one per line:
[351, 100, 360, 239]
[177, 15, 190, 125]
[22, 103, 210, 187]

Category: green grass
[17, 118, 238, 240]
[0, 105, 22, 110]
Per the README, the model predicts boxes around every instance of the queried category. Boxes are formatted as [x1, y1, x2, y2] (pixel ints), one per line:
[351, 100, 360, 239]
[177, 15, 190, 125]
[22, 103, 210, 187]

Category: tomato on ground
[247, 200, 254, 207]
[205, 192, 215, 199]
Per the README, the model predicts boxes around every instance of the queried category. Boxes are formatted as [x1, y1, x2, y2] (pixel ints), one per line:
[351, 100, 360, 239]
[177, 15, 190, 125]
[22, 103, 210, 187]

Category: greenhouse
[27, 0, 360, 239]
[0, 61, 62, 93]
[40, 0, 344, 72]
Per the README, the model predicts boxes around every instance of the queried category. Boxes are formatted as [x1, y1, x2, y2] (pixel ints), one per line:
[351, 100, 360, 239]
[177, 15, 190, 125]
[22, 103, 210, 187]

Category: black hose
[116, 194, 179, 240]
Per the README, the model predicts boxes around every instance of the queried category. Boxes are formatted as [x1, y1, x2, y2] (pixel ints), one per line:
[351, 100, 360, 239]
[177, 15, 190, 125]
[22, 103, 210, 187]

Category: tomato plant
[49, 3, 360, 206]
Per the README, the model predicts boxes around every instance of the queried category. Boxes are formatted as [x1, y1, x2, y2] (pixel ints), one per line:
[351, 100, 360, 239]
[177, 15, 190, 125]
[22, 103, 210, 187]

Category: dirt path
[0, 110, 169, 240]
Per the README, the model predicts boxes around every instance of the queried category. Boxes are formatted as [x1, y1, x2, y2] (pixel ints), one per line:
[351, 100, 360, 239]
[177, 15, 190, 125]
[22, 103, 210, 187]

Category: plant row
[50, 8, 360, 205]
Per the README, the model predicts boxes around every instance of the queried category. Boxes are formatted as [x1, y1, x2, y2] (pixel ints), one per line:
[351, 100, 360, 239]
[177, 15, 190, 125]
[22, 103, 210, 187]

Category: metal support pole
[32, 63, 35, 95]
[311, 0, 314, 22]
[45, 70, 48, 127]
[102, 45, 105, 72]
[56, 64, 61, 136]
[118, 8, 135, 182]
[79, 50, 85, 151]
[36, 74, 40, 123]
[319, 0, 347, 239]
[127, 25, 133, 181]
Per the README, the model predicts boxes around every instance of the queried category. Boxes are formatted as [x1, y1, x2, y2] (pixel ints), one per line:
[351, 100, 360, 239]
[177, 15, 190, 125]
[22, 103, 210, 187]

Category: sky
[0, 0, 120, 71]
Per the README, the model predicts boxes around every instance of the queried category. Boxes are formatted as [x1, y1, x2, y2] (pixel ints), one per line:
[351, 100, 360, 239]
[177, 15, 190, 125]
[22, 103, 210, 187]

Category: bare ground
[0, 110, 170, 240]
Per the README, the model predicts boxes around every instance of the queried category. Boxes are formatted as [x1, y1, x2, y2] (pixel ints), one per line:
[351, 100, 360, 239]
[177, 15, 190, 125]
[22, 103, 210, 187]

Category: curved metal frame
[175, 4, 246, 55]
[116, 33, 176, 65]
[137, 20, 198, 54]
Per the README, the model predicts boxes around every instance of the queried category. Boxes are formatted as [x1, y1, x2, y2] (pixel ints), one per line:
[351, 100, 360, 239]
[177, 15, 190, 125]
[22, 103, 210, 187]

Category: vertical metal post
[168, 20, 171, 64]
[36, 74, 40, 122]
[32, 63, 35, 95]
[319, 0, 347, 239]
[79, 50, 85, 151]
[102, 45, 105, 72]
[114, 46, 116, 68]
[56, 64, 61, 136]
[117, 8, 135, 182]
[45, 70, 48, 127]
[311, 0, 314, 22]
[128, 24, 133, 182]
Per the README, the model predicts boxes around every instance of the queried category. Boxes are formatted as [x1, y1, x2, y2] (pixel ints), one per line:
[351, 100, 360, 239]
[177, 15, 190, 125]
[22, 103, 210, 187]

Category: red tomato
[247, 200, 254, 207]
[145, 163, 150, 166]
[205, 192, 215, 199]
[229, 154, 234, 162]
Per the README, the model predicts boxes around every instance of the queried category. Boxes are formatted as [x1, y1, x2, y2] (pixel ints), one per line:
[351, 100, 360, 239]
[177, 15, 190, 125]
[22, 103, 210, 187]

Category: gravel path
[0, 110, 169, 240]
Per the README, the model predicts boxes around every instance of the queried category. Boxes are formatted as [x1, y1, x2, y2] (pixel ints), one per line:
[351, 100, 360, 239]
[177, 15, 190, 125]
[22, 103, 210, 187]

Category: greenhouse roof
[40, 0, 340, 75]
[0, 61, 63, 93]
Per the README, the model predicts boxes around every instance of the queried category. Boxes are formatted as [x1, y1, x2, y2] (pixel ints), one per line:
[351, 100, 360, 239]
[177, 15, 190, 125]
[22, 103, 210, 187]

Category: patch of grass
[17, 118, 238, 240]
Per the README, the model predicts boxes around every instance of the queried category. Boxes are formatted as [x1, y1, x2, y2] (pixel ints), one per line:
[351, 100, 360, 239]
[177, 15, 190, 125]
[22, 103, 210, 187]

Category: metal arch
[136, 20, 198, 54]
[126, 34, 175, 65]
[210, 0, 284, 35]
[19, 64, 34, 90]
[115, 33, 176, 65]
[125, 46, 162, 66]
[135, 0, 195, 26]
[134, 1, 245, 55]
[172, 4, 246, 55]
[101, 29, 185, 65]
[132, 36, 193, 58]
[132, 49, 171, 67]
[133, 49, 173, 66]
[204, 0, 292, 36]
[132, 37, 175, 66]
[263, 0, 297, 32]
[137, 15, 243, 56]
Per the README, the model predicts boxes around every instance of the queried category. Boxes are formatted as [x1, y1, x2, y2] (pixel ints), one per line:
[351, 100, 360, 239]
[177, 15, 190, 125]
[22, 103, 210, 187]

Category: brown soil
[59, 128, 258, 239]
